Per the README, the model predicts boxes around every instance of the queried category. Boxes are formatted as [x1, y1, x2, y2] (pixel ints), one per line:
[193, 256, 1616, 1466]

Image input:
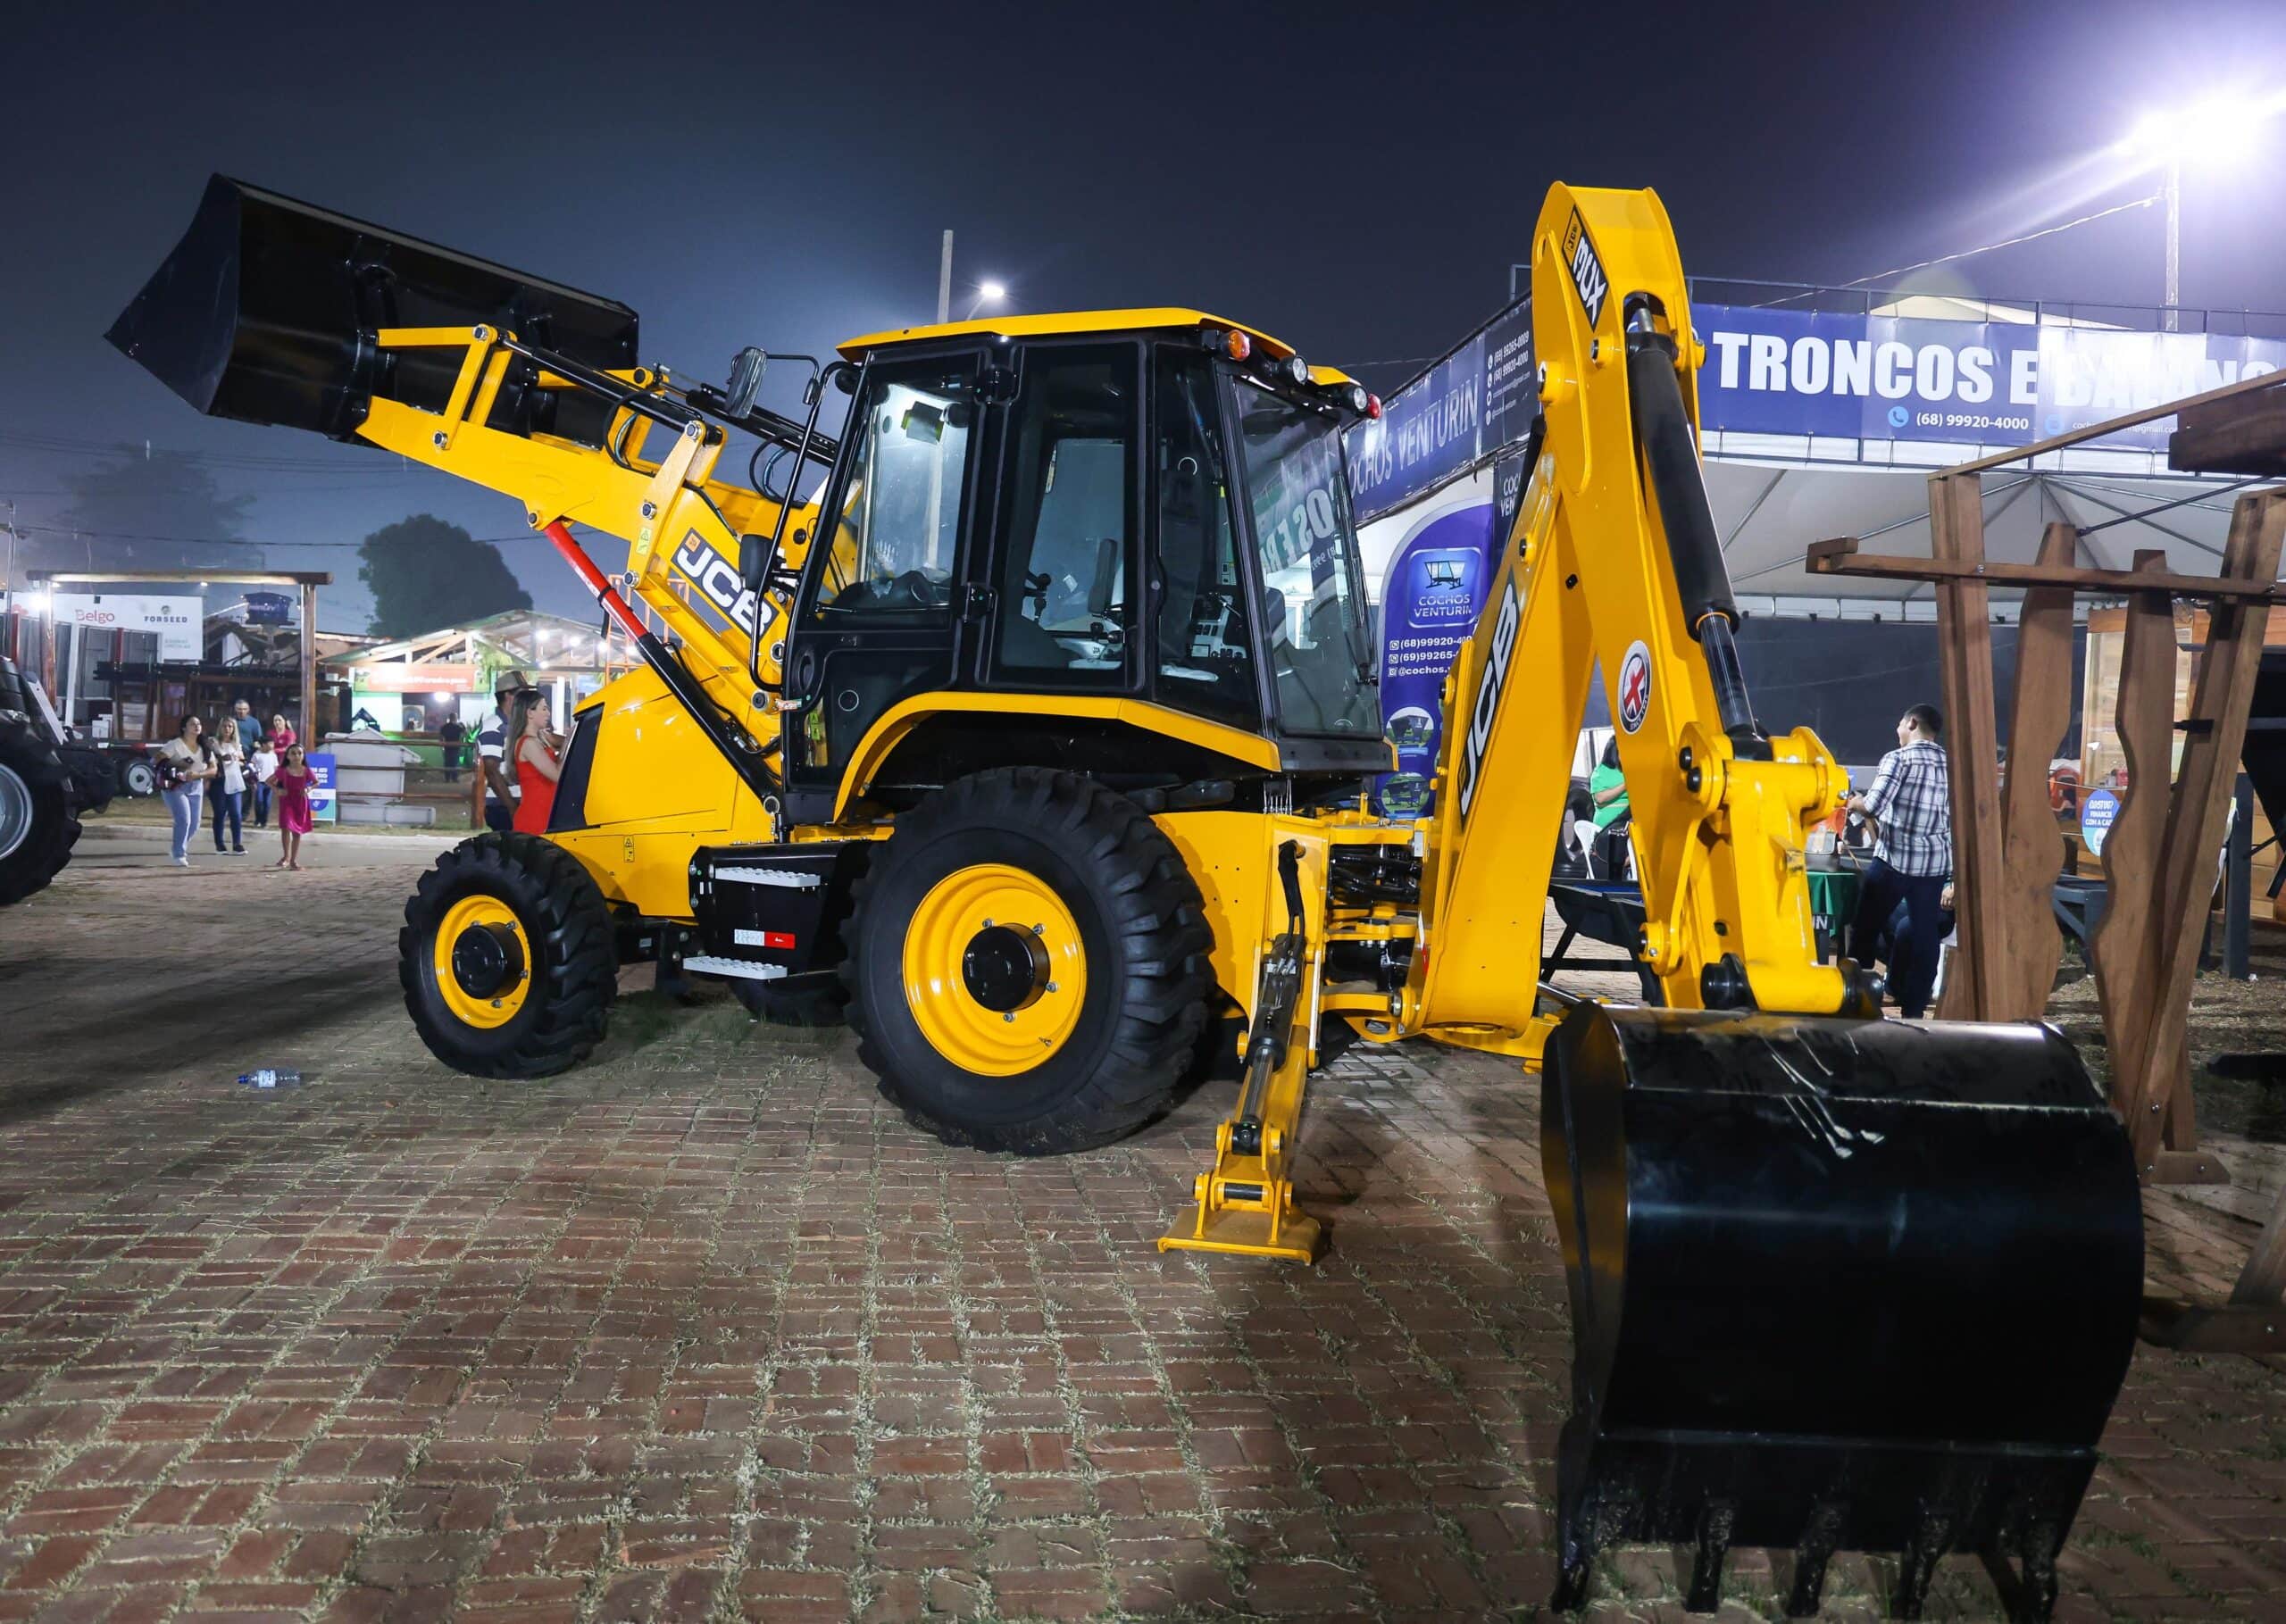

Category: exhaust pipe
[107, 174, 639, 447]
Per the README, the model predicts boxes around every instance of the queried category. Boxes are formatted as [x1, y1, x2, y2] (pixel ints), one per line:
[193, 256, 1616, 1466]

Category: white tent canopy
[1709, 459, 2267, 619]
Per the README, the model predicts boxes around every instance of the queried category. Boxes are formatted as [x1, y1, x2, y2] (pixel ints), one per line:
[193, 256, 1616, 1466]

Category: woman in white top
[209, 718, 249, 854]
[154, 715, 217, 868]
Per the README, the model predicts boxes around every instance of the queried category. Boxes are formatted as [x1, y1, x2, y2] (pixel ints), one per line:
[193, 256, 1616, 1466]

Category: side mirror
[1088, 537, 1121, 618]
[739, 534, 772, 594]
[722, 347, 767, 420]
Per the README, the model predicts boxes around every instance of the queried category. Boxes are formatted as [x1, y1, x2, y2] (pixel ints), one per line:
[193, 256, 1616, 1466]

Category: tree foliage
[45, 449, 260, 575]
[357, 515, 532, 638]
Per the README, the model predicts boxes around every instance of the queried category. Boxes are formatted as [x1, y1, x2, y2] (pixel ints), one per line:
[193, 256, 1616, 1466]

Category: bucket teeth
[1540, 1004, 2143, 1620]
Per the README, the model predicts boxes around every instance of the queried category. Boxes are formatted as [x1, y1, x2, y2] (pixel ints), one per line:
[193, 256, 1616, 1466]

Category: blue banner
[1377, 502, 1498, 809]
[1347, 336, 1483, 520]
[1695, 304, 2286, 450]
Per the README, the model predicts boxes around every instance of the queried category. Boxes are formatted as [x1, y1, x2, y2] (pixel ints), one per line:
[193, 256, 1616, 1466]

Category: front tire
[0, 720, 79, 905]
[399, 832, 616, 1078]
[846, 767, 1211, 1154]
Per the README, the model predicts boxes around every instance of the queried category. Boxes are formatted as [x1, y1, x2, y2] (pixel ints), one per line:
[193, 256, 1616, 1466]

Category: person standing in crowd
[475, 670, 535, 833]
[509, 691, 563, 836]
[209, 717, 249, 854]
[231, 699, 263, 755]
[1846, 703, 1952, 1020]
[438, 712, 467, 783]
[271, 743, 316, 870]
[155, 714, 215, 868]
[269, 712, 296, 755]
[248, 733, 279, 829]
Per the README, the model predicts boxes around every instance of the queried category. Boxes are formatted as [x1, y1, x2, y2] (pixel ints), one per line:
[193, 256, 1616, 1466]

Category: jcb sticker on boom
[672, 530, 776, 641]
[1561, 210, 1607, 329]
[1457, 573, 1523, 819]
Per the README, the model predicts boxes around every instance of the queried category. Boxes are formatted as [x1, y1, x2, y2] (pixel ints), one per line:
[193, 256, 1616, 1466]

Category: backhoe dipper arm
[1409, 185, 1867, 1033]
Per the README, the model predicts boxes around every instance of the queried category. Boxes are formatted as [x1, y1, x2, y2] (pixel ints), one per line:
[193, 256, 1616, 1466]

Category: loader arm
[1409, 184, 1866, 1041]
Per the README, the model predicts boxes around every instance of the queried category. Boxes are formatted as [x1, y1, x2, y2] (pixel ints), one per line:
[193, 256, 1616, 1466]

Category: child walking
[271, 743, 315, 870]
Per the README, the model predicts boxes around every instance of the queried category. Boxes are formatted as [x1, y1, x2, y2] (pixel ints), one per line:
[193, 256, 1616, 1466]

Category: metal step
[680, 954, 788, 983]
[712, 866, 822, 888]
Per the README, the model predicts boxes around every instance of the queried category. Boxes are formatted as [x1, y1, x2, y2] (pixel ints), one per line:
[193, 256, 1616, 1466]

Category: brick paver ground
[0, 821, 2282, 1621]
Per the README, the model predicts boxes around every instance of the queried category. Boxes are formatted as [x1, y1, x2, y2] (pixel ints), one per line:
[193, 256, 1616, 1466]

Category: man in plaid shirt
[1845, 704, 1951, 1018]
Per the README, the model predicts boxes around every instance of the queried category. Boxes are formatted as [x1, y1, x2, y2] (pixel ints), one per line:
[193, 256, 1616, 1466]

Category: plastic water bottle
[236, 1068, 304, 1090]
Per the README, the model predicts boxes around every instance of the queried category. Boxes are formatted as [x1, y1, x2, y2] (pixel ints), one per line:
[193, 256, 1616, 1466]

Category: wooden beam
[2123, 491, 2286, 1170]
[1929, 472, 2006, 1020]
[2170, 390, 2286, 478]
[1989, 522, 2079, 1021]
[1939, 366, 2286, 476]
[1806, 536, 2283, 601]
[2088, 552, 2175, 1127]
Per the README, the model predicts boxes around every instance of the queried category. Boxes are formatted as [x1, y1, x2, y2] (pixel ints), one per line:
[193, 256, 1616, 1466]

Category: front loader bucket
[107, 174, 638, 446]
[1543, 1006, 2141, 1620]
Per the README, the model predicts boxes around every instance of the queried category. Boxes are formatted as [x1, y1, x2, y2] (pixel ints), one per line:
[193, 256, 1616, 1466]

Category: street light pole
[937, 230, 954, 325]
[2163, 157, 2181, 333]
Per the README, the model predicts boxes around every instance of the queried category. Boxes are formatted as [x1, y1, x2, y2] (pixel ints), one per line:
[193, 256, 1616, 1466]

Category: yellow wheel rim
[432, 894, 533, 1029]
[901, 863, 1088, 1076]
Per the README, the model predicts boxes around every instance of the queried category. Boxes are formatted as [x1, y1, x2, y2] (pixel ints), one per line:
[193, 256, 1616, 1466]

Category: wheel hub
[451, 921, 525, 998]
[0, 762, 29, 864]
[961, 924, 1046, 1012]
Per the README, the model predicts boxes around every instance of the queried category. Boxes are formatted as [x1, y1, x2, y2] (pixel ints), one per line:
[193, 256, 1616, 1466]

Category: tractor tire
[399, 832, 617, 1079]
[121, 756, 159, 798]
[730, 977, 849, 1028]
[845, 767, 1212, 1154]
[0, 719, 80, 905]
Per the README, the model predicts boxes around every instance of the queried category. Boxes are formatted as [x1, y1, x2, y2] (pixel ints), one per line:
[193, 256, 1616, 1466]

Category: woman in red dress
[509, 692, 562, 835]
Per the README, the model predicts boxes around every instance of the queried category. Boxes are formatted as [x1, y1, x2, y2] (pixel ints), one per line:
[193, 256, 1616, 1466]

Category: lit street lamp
[966, 279, 1008, 321]
[2117, 93, 2279, 331]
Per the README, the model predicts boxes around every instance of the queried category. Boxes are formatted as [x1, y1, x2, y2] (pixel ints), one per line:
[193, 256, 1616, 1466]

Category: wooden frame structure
[1809, 368, 2286, 1353]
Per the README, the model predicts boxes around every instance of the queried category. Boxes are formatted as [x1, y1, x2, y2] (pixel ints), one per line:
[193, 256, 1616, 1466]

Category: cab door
[783, 352, 985, 812]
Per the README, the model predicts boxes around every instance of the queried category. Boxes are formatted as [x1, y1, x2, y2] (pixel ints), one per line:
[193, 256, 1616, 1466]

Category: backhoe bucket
[107, 174, 638, 446]
[1543, 1006, 2141, 1620]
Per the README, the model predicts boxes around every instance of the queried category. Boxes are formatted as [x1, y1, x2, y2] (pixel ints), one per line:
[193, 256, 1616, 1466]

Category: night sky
[4, 0, 2282, 630]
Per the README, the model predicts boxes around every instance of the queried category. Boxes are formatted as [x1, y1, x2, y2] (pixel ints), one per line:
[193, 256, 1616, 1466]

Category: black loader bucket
[1543, 1006, 2142, 1620]
[107, 175, 638, 447]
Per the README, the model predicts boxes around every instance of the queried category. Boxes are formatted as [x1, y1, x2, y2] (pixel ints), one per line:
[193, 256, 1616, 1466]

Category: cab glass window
[806, 359, 978, 619]
[992, 346, 1136, 679]
[1231, 379, 1380, 736]
[1152, 348, 1256, 727]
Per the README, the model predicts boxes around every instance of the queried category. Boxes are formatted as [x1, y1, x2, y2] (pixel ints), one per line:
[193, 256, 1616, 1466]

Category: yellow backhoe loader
[113, 176, 2143, 1617]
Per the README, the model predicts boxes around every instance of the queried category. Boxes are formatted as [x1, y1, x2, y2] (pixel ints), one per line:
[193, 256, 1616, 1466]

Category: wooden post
[2088, 553, 2174, 1126]
[1988, 522, 2080, 1021]
[298, 581, 318, 743]
[1928, 472, 2006, 1020]
[2122, 491, 2286, 1170]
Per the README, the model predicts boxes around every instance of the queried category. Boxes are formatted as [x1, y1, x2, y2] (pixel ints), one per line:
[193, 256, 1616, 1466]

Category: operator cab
[777, 312, 1389, 822]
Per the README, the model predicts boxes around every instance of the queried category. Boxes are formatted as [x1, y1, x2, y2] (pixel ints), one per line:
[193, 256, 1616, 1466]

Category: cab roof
[836, 307, 1357, 388]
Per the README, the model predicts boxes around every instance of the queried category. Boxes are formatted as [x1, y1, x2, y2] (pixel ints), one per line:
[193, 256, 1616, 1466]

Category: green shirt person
[1589, 738, 1629, 829]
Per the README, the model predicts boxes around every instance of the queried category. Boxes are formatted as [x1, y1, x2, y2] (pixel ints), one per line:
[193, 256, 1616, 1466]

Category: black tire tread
[0, 720, 81, 906]
[397, 832, 617, 1078]
[844, 766, 1212, 1154]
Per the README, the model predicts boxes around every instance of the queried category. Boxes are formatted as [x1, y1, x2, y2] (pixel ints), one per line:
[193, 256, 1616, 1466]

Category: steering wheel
[889, 568, 950, 609]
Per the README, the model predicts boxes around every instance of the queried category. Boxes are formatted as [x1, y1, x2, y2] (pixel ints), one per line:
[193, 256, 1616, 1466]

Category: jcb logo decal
[1457, 574, 1522, 819]
[672, 530, 775, 640]
[1562, 210, 1607, 329]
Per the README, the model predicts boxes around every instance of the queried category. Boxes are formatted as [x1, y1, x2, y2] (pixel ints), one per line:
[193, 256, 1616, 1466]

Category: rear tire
[845, 767, 1211, 1154]
[0, 720, 79, 905]
[121, 756, 158, 798]
[399, 832, 616, 1078]
[730, 977, 848, 1028]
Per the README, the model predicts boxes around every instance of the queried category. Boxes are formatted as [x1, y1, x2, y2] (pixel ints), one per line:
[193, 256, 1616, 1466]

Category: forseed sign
[49, 593, 201, 661]
[1697, 305, 2286, 450]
